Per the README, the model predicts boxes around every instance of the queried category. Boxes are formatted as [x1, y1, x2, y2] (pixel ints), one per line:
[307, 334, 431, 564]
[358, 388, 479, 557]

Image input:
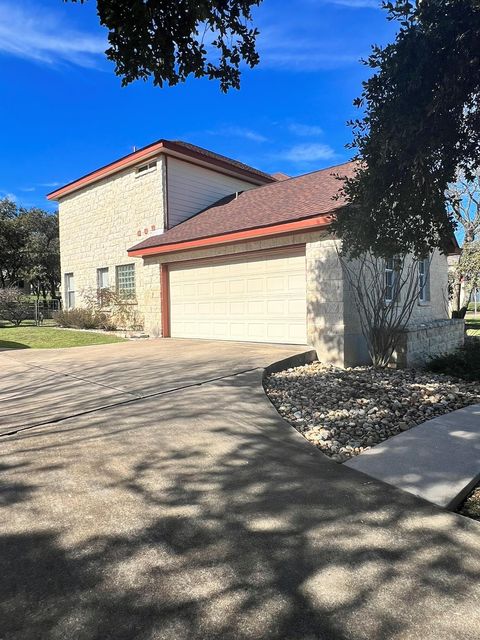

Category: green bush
[53, 308, 107, 330]
[426, 338, 480, 381]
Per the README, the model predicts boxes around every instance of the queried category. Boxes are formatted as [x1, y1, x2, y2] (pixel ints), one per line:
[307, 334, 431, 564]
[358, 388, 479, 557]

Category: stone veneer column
[306, 238, 346, 366]
[141, 257, 162, 337]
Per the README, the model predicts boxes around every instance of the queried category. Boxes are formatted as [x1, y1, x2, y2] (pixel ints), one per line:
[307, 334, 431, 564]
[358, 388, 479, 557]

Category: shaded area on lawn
[466, 315, 480, 337]
[0, 326, 127, 350]
[0, 372, 479, 640]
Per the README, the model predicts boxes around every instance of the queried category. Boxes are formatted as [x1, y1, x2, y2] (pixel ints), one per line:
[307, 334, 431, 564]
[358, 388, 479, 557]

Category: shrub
[53, 308, 103, 330]
[426, 338, 480, 381]
[81, 287, 143, 331]
[0, 288, 31, 326]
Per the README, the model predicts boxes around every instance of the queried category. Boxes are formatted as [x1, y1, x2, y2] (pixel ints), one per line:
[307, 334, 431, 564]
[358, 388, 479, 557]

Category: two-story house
[48, 139, 463, 367]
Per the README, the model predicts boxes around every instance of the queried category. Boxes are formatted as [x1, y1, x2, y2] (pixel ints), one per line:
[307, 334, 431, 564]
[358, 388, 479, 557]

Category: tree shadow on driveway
[0, 371, 479, 640]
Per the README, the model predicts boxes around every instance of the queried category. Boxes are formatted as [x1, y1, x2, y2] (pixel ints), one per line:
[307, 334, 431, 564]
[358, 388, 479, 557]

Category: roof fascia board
[127, 214, 333, 258]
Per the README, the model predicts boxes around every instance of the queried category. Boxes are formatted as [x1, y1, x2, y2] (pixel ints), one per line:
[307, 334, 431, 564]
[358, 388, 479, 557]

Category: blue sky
[0, 0, 396, 212]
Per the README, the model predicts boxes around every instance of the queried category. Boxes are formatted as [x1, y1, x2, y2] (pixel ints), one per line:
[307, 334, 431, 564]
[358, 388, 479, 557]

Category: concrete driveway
[0, 339, 308, 434]
[0, 339, 479, 640]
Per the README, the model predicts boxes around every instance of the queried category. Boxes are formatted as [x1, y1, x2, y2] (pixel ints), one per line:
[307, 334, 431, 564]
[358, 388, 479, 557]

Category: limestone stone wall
[335, 249, 451, 367]
[409, 250, 450, 324]
[306, 238, 347, 366]
[58, 156, 166, 326]
[395, 319, 465, 368]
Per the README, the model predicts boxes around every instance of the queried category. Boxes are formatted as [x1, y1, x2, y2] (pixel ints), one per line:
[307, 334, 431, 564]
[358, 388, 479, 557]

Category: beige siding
[166, 157, 258, 228]
[58, 156, 166, 324]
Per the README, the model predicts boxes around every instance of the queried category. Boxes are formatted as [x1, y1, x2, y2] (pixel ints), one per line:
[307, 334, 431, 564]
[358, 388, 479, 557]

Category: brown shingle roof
[167, 140, 275, 183]
[129, 160, 355, 253]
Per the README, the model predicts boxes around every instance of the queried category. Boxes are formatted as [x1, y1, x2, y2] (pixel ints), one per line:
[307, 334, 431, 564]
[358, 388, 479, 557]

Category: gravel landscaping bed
[458, 483, 480, 522]
[264, 362, 480, 463]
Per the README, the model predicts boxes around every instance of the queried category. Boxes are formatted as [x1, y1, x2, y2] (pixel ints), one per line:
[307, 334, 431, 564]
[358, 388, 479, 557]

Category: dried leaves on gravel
[264, 362, 480, 463]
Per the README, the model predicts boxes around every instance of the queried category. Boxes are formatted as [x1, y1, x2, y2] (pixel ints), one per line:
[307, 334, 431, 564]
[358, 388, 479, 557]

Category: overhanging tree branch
[65, 0, 263, 91]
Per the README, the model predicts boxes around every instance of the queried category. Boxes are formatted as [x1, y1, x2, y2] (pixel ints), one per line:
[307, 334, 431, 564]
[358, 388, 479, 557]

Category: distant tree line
[0, 197, 60, 301]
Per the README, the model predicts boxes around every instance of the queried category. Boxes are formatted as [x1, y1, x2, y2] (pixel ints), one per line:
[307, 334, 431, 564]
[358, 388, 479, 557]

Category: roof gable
[47, 139, 275, 201]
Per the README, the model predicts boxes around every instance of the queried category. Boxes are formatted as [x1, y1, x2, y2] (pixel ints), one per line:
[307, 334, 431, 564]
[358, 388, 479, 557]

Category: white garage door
[169, 249, 307, 344]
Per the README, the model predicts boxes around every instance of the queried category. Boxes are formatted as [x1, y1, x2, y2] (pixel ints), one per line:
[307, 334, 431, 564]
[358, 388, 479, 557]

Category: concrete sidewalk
[346, 404, 480, 508]
[0, 341, 479, 639]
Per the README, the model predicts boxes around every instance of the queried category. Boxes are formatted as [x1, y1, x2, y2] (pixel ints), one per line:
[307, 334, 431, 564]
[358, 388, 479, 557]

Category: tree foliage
[445, 173, 480, 315]
[0, 199, 28, 288]
[66, 0, 262, 91]
[446, 171, 480, 243]
[334, 0, 480, 258]
[0, 198, 60, 299]
[21, 209, 61, 300]
[452, 240, 480, 316]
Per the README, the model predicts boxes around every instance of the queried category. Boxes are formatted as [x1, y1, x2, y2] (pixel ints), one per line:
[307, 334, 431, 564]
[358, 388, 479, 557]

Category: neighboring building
[48, 139, 463, 367]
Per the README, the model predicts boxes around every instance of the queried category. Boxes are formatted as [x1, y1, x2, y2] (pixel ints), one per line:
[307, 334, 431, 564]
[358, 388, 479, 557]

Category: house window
[97, 267, 109, 290]
[418, 257, 430, 303]
[65, 273, 75, 309]
[384, 258, 399, 303]
[97, 268, 109, 306]
[135, 161, 157, 176]
[116, 264, 135, 299]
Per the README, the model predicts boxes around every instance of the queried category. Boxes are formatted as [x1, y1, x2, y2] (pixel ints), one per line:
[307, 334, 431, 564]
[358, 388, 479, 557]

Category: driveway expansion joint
[0, 366, 264, 438]
[0, 352, 143, 399]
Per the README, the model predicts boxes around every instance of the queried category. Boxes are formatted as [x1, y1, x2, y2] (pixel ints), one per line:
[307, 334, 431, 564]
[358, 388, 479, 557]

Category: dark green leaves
[335, 0, 480, 258]
[66, 0, 263, 91]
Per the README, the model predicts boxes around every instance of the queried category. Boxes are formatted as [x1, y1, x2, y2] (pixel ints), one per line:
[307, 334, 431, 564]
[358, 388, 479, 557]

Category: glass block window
[116, 264, 135, 299]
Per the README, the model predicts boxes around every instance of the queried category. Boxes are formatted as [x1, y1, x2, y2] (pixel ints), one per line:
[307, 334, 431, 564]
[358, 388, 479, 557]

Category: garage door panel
[266, 300, 284, 315]
[248, 300, 267, 314]
[213, 302, 227, 314]
[247, 278, 264, 293]
[213, 281, 227, 295]
[229, 301, 246, 315]
[229, 280, 245, 294]
[169, 250, 307, 344]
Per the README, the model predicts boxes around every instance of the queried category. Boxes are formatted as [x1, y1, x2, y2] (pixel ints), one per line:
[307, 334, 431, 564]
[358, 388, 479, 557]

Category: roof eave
[47, 139, 274, 201]
[127, 214, 334, 258]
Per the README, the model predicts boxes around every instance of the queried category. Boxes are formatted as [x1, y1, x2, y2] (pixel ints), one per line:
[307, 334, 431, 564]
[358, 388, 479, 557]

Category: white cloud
[288, 123, 324, 137]
[19, 187, 36, 192]
[257, 27, 362, 71]
[283, 143, 336, 163]
[207, 126, 269, 143]
[0, 2, 106, 68]
[38, 181, 61, 188]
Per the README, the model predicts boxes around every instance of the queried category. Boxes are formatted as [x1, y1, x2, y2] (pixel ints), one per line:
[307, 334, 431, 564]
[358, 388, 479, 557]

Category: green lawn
[466, 316, 480, 337]
[0, 326, 127, 350]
